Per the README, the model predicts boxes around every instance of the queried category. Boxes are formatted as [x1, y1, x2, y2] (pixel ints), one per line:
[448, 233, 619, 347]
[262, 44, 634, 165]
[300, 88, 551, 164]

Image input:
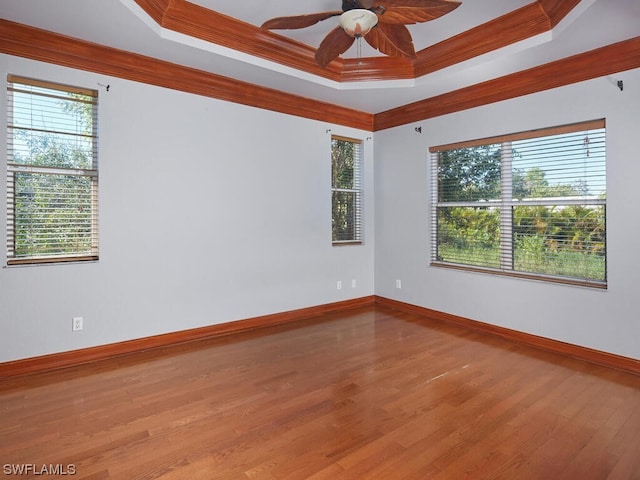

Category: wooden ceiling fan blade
[261, 11, 343, 30]
[365, 23, 416, 58]
[376, 0, 461, 24]
[315, 27, 356, 67]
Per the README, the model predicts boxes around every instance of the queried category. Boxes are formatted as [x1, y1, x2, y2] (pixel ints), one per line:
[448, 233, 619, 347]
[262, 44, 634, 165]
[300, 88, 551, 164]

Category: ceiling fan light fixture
[339, 9, 378, 38]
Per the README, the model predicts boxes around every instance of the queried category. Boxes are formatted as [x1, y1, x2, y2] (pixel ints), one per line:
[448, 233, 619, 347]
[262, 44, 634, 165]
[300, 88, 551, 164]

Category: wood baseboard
[3, 295, 637, 378]
[0, 296, 375, 378]
[375, 296, 640, 376]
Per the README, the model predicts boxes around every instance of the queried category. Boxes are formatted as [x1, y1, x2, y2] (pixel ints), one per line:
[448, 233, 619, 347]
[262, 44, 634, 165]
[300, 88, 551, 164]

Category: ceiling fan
[261, 0, 461, 67]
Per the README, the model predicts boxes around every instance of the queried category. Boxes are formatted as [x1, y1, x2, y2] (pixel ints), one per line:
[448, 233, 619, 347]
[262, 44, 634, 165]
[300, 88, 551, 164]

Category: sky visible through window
[511, 129, 606, 198]
[10, 83, 94, 169]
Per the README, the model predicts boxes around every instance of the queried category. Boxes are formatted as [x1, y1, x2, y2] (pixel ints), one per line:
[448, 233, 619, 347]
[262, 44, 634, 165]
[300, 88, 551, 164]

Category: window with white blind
[332, 135, 363, 244]
[6, 75, 99, 265]
[430, 119, 606, 288]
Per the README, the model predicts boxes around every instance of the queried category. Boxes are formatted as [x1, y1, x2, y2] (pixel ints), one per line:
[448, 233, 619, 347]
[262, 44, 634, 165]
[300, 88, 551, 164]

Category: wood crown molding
[2, 19, 639, 131]
[132, 0, 173, 25]
[132, 0, 581, 83]
[2, 17, 640, 131]
[414, 2, 549, 78]
[374, 35, 640, 131]
[538, 0, 583, 27]
[0, 19, 373, 131]
[135, 0, 342, 81]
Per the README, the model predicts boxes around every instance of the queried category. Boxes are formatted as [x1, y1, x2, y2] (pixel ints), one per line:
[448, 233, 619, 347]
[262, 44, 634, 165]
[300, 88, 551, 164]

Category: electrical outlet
[72, 317, 83, 332]
[337, 280, 342, 290]
[351, 279, 357, 288]
[396, 279, 402, 289]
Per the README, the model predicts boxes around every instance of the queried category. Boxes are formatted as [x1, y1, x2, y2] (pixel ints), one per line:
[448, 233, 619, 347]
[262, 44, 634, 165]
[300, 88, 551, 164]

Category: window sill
[430, 261, 607, 289]
[6, 256, 99, 268]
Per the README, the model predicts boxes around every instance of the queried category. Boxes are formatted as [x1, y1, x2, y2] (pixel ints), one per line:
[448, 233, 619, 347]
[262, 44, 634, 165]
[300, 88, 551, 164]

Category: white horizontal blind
[332, 135, 363, 244]
[430, 119, 606, 287]
[6, 75, 99, 264]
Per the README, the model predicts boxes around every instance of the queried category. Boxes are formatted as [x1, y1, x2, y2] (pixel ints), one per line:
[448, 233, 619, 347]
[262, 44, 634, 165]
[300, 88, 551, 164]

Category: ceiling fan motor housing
[339, 9, 379, 37]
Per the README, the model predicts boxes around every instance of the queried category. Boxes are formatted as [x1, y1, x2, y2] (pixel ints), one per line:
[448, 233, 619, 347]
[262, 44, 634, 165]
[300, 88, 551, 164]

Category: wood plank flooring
[1, 305, 639, 479]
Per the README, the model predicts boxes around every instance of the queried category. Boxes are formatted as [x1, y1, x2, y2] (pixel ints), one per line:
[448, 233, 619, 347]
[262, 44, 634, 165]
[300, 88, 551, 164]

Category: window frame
[331, 135, 363, 245]
[6, 75, 99, 266]
[429, 119, 607, 288]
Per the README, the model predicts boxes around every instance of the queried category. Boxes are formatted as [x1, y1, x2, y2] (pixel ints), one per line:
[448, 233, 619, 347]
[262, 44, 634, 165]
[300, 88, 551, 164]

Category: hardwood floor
[1, 305, 639, 479]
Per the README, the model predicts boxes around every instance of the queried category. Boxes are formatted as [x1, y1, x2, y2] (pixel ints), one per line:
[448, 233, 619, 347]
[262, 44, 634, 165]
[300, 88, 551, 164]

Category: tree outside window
[332, 136, 363, 245]
[430, 120, 606, 287]
[7, 76, 99, 265]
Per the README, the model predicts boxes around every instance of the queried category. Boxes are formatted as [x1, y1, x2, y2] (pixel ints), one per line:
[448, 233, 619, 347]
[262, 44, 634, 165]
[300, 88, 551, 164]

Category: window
[430, 119, 606, 287]
[332, 135, 363, 244]
[6, 75, 99, 265]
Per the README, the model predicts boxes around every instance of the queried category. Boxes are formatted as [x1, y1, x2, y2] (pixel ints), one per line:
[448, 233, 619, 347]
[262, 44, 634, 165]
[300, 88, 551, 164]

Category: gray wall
[0, 55, 375, 362]
[2, 53, 639, 364]
[374, 68, 640, 360]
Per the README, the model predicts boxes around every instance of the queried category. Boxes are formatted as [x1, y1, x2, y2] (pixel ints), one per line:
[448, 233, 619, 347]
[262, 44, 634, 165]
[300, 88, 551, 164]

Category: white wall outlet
[351, 279, 357, 288]
[337, 280, 343, 290]
[396, 279, 402, 289]
[72, 317, 83, 332]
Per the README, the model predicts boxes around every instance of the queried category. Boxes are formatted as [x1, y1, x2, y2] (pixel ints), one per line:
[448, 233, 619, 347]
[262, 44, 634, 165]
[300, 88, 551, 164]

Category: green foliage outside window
[7, 78, 98, 263]
[433, 124, 606, 284]
[332, 137, 362, 243]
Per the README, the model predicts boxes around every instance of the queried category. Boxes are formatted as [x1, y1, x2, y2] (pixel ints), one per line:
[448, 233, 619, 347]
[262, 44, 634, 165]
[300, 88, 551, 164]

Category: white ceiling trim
[119, 0, 597, 97]
[120, 0, 417, 91]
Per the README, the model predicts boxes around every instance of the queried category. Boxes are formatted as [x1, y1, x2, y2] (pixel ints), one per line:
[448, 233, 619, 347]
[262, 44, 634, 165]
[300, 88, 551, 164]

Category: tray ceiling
[1, 0, 639, 114]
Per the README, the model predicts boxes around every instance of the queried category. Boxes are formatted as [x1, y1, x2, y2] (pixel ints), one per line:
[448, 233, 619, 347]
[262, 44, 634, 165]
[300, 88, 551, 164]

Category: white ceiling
[1, 0, 639, 113]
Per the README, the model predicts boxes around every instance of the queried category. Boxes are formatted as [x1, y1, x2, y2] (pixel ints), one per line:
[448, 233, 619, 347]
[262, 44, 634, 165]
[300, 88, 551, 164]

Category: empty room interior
[1, 0, 640, 478]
